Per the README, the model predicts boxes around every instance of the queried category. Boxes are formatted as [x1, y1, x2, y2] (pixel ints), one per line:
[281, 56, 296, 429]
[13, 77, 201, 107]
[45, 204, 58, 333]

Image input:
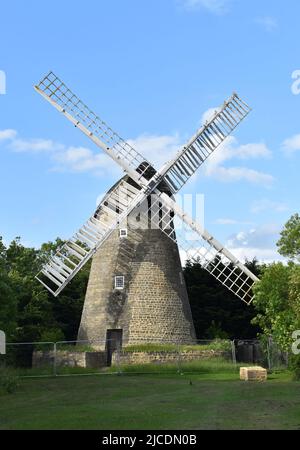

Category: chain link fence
[234, 338, 289, 370]
[0, 338, 288, 378]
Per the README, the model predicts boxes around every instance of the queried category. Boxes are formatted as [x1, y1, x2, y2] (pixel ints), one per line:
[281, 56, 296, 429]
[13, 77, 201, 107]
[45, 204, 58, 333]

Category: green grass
[0, 369, 299, 430]
[7, 358, 255, 377]
[56, 344, 99, 352]
[109, 357, 237, 374]
[123, 340, 231, 353]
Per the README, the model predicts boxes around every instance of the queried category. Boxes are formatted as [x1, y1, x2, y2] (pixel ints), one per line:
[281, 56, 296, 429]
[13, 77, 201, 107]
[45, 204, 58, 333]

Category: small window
[119, 228, 128, 238]
[115, 276, 125, 290]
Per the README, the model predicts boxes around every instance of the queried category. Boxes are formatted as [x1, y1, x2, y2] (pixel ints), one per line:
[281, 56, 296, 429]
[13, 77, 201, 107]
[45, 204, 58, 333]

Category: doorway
[106, 329, 123, 366]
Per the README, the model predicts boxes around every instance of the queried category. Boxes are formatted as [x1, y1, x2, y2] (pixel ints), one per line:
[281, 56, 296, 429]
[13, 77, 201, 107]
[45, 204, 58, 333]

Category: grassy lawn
[0, 370, 300, 430]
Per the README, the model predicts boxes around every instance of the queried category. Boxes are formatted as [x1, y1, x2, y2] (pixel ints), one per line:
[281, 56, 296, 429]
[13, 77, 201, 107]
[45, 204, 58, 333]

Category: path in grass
[0, 373, 300, 430]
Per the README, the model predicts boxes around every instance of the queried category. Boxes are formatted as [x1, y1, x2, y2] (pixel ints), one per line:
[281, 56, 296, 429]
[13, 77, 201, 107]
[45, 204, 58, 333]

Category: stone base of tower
[78, 226, 196, 350]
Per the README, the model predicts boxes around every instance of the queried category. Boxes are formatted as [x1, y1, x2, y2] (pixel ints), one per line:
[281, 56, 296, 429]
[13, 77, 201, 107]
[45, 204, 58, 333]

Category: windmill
[34, 72, 259, 350]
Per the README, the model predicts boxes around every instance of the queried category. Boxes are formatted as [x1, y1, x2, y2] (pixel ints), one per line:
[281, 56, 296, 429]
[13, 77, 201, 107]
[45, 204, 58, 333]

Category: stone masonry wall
[112, 350, 226, 365]
[32, 351, 107, 369]
[77, 187, 196, 346]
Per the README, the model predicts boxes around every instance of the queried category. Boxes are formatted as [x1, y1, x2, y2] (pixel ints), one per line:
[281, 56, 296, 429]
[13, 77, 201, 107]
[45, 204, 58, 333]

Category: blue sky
[0, 0, 299, 263]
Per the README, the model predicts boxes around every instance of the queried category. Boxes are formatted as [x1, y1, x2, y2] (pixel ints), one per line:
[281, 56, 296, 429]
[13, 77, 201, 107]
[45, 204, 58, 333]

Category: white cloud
[11, 138, 62, 153]
[55, 146, 92, 163]
[227, 224, 279, 248]
[130, 130, 274, 187]
[52, 146, 114, 175]
[251, 199, 288, 214]
[215, 218, 253, 225]
[0, 129, 118, 177]
[0, 129, 17, 141]
[207, 166, 274, 186]
[255, 16, 278, 32]
[203, 136, 271, 167]
[215, 218, 239, 225]
[282, 134, 300, 155]
[201, 107, 221, 125]
[127, 133, 183, 168]
[202, 135, 274, 186]
[179, 224, 284, 266]
[1, 126, 274, 187]
[229, 247, 284, 264]
[226, 224, 285, 263]
[180, 0, 231, 14]
[233, 142, 272, 160]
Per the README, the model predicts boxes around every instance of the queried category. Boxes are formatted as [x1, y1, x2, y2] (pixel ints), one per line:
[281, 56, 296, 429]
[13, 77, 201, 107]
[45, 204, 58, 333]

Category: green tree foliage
[252, 263, 297, 350]
[0, 238, 17, 340]
[0, 235, 262, 344]
[0, 236, 89, 343]
[183, 258, 261, 339]
[252, 213, 300, 352]
[6, 238, 51, 342]
[39, 238, 90, 340]
[289, 265, 300, 321]
[277, 213, 300, 261]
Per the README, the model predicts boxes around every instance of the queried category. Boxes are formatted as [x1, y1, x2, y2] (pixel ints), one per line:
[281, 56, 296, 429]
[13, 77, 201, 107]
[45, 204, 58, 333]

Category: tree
[252, 262, 296, 350]
[252, 213, 300, 351]
[51, 260, 90, 341]
[289, 264, 300, 328]
[0, 238, 17, 340]
[277, 213, 300, 261]
[183, 258, 261, 339]
[0, 236, 89, 344]
[5, 238, 55, 342]
[0, 235, 264, 344]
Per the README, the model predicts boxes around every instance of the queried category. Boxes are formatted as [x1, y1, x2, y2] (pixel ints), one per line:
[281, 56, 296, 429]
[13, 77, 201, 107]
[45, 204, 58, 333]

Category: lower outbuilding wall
[32, 348, 228, 369]
[32, 351, 107, 369]
[112, 350, 227, 365]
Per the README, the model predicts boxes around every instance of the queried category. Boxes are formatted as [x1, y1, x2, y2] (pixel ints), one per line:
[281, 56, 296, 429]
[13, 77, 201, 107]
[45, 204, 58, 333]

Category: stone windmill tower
[35, 72, 259, 353]
[77, 173, 196, 348]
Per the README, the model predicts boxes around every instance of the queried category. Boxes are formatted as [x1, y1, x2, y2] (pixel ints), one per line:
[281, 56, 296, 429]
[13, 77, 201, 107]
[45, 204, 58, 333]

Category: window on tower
[119, 228, 128, 238]
[115, 276, 125, 289]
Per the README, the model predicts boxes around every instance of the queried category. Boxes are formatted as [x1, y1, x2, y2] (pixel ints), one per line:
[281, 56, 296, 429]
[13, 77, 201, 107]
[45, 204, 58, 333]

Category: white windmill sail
[37, 178, 142, 296]
[34, 71, 258, 303]
[34, 72, 249, 193]
[159, 94, 251, 193]
[34, 71, 152, 187]
[141, 192, 258, 305]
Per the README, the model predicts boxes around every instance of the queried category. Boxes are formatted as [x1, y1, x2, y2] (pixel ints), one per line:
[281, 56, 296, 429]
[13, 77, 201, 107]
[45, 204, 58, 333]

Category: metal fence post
[267, 337, 271, 370]
[285, 351, 289, 368]
[231, 340, 237, 366]
[115, 340, 121, 375]
[177, 344, 182, 374]
[53, 342, 57, 377]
